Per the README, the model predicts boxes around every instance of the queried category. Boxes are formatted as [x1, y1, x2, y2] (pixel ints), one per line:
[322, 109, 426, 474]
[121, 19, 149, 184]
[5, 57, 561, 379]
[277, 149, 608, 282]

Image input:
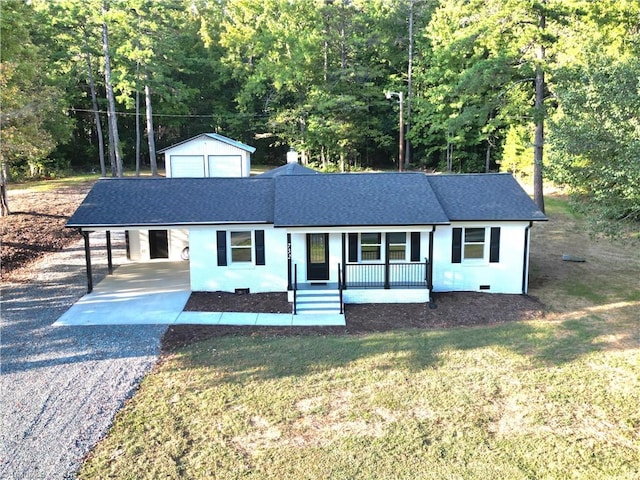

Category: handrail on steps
[293, 263, 298, 315]
[338, 263, 344, 314]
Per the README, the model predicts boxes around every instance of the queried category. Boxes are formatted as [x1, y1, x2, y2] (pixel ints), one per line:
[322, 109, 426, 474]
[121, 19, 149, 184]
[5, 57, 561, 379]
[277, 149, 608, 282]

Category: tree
[548, 0, 640, 228]
[102, 0, 124, 177]
[1, 0, 72, 214]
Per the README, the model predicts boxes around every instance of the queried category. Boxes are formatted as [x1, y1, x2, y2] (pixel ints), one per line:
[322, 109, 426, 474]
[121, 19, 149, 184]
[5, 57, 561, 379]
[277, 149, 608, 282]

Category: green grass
[8, 173, 101, 192]
[78, 194, 640, 480]
[79, 316, 639, 479]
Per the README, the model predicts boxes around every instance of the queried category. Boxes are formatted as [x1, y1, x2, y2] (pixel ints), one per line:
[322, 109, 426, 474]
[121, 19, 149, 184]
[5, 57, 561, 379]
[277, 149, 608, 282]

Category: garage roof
[157, 133, 256, 154]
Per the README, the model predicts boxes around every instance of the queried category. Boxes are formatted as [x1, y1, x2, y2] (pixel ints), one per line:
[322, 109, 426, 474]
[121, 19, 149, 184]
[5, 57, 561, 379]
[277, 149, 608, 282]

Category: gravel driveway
[1, 233, 166, 479]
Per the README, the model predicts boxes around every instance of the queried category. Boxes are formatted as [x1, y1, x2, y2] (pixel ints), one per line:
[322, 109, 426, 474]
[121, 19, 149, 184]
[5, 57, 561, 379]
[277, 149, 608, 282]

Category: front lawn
[78, 195, 640, 479]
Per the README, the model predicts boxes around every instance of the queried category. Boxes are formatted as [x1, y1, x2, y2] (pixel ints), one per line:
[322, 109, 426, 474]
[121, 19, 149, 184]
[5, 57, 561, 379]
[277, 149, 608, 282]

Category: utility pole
[386, 91, 404, 172]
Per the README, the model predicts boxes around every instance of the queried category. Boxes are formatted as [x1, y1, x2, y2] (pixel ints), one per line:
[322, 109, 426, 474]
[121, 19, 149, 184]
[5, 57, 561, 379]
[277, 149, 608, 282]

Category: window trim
[217, 229, 265, 267]
[387, 232, 408, 262]
[463, 227, 486, 262]
[452, 226, 501, 264]
[229, 230, 253, 264]
[352, 232, 414, 263]
[359, 232, 382, 262]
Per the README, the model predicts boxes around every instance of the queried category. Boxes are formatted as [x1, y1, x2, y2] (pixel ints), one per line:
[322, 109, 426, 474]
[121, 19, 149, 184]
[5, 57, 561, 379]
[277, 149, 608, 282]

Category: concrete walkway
[54, 262, 345, 327]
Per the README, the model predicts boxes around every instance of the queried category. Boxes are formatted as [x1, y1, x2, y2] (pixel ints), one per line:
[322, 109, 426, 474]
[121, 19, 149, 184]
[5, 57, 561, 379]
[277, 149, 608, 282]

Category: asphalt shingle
[274, 172, 450, 227]
[427, 173, 547, 221]
[66, 177, 274, 228]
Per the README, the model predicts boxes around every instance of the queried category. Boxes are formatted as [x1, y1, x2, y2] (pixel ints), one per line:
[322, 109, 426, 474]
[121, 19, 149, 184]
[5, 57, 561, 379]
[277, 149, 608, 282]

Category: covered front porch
[286, 229, 434, 311]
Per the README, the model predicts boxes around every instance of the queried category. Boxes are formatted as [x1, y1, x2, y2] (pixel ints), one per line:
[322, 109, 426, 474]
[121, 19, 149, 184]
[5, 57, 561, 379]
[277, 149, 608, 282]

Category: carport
[55, 261, 191, 326]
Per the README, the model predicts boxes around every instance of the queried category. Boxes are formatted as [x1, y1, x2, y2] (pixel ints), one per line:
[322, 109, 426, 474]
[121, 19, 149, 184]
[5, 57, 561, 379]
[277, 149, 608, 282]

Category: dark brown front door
[149, 230, 169, 259]
[307, 233, 329, 281]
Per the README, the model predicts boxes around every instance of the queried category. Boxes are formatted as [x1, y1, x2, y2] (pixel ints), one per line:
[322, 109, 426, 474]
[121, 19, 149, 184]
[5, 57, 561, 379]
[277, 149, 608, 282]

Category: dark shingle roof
[427, 173, 547, 221]
[66, 172, 547, 229]
[274, 172, 450, 227]
[66, 177, 273, 228]
[256, 163, 319, 178]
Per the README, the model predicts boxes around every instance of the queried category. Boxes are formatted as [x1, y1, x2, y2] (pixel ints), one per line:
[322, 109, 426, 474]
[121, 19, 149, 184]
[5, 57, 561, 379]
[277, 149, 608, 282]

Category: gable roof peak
[157, 132, 256, 154]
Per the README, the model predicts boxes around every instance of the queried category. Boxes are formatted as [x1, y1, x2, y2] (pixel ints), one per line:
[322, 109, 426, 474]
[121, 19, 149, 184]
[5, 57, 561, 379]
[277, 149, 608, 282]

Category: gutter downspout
[428, 226, 435, 303]
[522, 222, 533, 294]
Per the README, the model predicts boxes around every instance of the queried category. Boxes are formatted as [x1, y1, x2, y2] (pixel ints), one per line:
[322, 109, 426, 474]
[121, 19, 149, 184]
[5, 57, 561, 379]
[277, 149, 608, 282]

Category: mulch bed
[163, 291, 547, 352]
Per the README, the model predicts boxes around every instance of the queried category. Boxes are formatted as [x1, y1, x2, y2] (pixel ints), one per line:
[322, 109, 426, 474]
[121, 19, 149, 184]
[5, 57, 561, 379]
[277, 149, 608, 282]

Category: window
[464, 228, 486, 260]
[230, 231, 252, 263]
[452, 227, 500, 264]
[360, 233, 381, 261]
[388, 232, 407, 261]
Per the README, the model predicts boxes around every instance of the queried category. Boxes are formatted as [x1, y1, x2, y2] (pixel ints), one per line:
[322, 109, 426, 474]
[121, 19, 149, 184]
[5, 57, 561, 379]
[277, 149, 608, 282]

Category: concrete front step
[295, 291, 342, 315]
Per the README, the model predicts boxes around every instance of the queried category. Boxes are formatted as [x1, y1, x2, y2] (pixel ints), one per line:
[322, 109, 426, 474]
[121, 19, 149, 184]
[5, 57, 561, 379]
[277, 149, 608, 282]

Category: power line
[70, 108, 220, 118]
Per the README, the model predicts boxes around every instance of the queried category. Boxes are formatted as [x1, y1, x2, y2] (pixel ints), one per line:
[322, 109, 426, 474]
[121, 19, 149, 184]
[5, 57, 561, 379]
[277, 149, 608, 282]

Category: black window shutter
[410, 232, 420, 262]
[452, 228, 462, 263]
[348, 233, 358, 262]
[216, 230, 227, 266]
[490, 227, 501, 263]
[255, 230, 265, 265]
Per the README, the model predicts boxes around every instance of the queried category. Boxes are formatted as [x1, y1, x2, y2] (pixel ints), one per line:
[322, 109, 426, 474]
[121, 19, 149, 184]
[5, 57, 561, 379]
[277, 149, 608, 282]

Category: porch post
[106, 230, 113, 275]
[384, 234, 390, 289]
[428, 228, 435, 292]
[341, 233, 347, 289]
[287, 233, 292, 290]
[81, 230, 93, 294]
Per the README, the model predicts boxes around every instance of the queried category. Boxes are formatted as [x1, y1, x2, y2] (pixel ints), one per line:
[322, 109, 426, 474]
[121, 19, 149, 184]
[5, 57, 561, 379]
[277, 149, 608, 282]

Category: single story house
[66, 169, 546, 313]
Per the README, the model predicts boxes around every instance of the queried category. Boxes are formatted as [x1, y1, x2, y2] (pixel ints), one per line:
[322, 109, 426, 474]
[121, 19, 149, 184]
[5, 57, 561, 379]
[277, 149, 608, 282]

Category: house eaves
[427, 173, 548, 222]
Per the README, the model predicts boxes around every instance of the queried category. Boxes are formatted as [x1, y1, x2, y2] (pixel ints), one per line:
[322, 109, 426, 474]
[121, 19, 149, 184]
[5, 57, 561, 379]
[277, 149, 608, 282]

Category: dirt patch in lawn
[163, 291, 546, 352]
[1, 182, 93, 280]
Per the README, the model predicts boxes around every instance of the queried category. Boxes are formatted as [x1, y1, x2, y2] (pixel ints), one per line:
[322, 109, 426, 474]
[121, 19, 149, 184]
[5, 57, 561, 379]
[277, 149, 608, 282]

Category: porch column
[287, 233, 292, 290]
[106, 230, 113, 275]
[384, 234, 390, 289]
[341, 233, 347, 289]
[81, 230, 93, 294]
[428, 229, 435, 297]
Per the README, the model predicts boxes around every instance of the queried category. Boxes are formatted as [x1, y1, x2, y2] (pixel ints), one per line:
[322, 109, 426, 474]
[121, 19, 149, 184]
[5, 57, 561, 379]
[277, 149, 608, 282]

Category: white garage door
[170, 155, 205, 177]
[208, 155, 242, 177]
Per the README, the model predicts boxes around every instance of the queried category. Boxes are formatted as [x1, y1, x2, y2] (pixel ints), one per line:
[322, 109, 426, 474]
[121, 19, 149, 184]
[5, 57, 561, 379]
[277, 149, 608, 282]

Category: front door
[149, 230, 169, 259]
[306, 233, 329, 281]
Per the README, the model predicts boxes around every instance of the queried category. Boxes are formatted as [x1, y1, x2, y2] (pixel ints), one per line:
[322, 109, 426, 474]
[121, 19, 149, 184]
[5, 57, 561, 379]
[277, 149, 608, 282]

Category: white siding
[343, 289, 430, 304]
[164, 136, 251, 177]
[431, 222, 529, 294]
[189, 225, 288, 293]
[126, 229, 189, 262]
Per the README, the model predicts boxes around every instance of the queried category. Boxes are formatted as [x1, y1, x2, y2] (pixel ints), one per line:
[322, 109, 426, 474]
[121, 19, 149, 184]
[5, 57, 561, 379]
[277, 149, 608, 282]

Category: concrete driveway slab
[54, 262, 191, 326]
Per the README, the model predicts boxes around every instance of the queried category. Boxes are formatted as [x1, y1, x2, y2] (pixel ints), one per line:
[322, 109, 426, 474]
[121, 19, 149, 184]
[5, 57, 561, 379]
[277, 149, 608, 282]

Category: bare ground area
[1, 182, 92, 280]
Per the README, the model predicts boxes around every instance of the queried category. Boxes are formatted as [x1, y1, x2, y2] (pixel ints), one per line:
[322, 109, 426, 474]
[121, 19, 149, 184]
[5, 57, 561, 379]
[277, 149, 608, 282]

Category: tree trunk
[145, 80, 158, 176]
[485, 141, 491, 173]
[102, 1, 123, 177]
[405, 0, 414, 169]
[533, 7, 546, 213]
[446, 141, 453, 172]
[83, 28, 106, 177]
[135, 61, 141, 176]
[107, 116, 116, 176]
[0, 157, 10, 216]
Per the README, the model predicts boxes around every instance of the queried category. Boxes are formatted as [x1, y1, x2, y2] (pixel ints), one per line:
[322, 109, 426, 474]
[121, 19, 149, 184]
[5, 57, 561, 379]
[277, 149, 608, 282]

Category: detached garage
[160, 133, 256, 178]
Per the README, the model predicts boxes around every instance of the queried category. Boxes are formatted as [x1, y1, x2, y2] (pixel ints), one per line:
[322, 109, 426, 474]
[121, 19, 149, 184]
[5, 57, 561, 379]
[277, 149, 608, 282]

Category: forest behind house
[1, 0, 639, 230]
